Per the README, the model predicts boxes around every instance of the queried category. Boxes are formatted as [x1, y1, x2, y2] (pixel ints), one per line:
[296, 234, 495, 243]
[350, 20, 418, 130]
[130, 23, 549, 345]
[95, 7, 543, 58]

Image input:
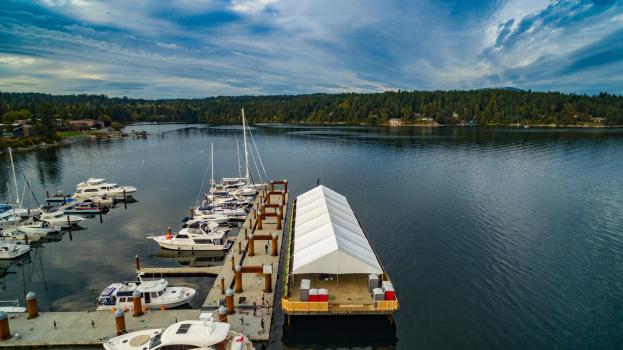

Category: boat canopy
[292, 185, 382, 275]
[160, 321, 230, 347]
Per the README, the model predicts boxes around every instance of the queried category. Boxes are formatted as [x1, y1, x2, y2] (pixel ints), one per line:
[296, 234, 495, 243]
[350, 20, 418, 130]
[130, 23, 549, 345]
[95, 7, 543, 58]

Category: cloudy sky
[0, 0, 622, 98]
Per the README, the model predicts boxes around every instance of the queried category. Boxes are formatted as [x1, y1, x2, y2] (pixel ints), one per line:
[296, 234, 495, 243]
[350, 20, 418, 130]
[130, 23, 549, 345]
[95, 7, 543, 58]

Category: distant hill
[480, 86, 525, 92]
[0, 89, 621, 126]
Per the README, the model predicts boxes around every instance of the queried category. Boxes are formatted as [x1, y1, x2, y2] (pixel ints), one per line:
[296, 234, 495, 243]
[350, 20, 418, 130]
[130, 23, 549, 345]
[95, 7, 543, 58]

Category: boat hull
[151, 236, 233, 251]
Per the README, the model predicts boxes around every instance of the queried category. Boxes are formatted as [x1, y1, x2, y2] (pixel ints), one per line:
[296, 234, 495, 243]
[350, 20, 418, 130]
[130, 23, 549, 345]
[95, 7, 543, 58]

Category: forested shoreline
[1, 89, 622, 127]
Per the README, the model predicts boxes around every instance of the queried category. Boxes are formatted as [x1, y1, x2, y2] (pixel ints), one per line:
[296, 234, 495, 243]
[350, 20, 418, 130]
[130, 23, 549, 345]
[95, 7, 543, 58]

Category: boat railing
[0, 299, 20, 307]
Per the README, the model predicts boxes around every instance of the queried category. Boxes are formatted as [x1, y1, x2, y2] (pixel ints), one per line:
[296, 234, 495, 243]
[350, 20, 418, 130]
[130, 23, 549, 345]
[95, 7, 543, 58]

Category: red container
[309, 289, 319, 302]
[318, 294, 328, 302]
[384, 290, 396, 300]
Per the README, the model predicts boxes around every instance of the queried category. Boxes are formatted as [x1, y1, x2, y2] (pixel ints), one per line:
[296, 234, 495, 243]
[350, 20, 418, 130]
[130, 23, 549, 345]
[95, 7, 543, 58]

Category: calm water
[1, 124, 623, 349]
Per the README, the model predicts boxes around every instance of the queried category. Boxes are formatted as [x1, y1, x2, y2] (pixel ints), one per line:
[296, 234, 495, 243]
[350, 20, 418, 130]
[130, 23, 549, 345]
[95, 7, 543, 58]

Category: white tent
[292, 185, 382, 275]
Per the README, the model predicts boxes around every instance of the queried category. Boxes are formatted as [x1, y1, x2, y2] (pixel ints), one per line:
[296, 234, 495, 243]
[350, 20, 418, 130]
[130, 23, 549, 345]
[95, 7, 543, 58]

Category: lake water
[1, 124, 622, 349]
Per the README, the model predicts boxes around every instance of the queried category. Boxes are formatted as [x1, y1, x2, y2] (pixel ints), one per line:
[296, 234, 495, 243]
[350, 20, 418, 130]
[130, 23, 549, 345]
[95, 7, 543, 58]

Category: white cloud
[0, 54, 36, 66]
[230, 0, 279, 13]
[155, 41, 182, 50]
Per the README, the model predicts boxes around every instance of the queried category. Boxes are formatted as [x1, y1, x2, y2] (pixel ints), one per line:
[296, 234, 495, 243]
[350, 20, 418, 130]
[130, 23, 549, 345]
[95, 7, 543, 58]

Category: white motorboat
[0, 215, 23, 229]
[96, 273, 197, 311]
[149, 223, 232, 251]
[103, 318, 252, 350]
[38, 211, 86, 229]
[0, 227, 43, 242]
[191, 213, 229, 225]
[74, 178, 138, 200]
[17, 221, 60, 235]
[0, 240, 30, 259]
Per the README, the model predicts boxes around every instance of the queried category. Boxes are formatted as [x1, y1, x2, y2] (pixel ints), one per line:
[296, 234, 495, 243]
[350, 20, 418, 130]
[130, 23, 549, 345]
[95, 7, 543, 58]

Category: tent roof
[292, 185, 382, 275]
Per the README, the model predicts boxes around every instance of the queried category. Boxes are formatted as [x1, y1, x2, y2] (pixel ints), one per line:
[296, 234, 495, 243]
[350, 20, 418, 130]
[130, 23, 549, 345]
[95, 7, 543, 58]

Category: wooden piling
[225, 288, 234, 314]
[114, 309, 126, 336]
[135, 255, 140, 270]
[26, 292, 38, 319]
[218, 306, 228, 323]
[248, 234, 255, 256]
[234, 265, 242, 293]
[132, 291, 143, 317]
[0, 311, 9, 341]
[264, 272, 272, 293]
[271, 232, 278, 256]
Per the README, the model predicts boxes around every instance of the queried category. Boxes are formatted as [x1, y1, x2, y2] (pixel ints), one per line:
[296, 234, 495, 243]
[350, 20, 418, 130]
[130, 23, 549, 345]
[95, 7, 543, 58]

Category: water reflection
[152, 249, 226, 267]
[282, 316, 397, 349]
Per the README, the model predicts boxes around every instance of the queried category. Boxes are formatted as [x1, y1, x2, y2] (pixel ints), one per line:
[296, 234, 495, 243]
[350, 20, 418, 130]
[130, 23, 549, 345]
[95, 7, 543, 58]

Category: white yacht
[0, 240, 30, 259]
[0, 227, 44, 242]
[96, 274, 197, 311]
[190, 212, 230, 225]
[17, 221, 61, 235]
[74, 178, 138, 200]
[149, 222, 232, 251]
[103, 319, 252, 350]
[38, 211, 86, 229]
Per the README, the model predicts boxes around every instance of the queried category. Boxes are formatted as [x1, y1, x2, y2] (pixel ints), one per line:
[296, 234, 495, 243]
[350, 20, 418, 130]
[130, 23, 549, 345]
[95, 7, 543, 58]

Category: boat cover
[293, 185, 382, 275]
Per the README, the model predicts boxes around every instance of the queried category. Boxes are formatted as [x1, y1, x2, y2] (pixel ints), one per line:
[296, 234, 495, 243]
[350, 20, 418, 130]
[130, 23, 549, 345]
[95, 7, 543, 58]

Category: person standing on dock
[264, 243, 268, 255]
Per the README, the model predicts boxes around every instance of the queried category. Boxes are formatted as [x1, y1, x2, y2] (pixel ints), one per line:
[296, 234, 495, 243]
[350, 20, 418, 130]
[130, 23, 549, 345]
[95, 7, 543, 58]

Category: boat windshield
[149, 332, 163, 349]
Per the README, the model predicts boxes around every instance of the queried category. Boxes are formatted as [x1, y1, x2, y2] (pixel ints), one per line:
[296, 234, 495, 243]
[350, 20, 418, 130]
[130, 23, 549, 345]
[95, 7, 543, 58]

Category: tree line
[1, 89, 622, 127]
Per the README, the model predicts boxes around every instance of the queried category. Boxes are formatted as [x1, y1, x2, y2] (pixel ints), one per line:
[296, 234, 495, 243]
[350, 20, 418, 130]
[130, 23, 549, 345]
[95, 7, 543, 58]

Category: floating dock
[0, 310, 202, 347]
[0, 180, 289, 347]
[281, 185, 399, 316]
[137, 266, 221, 277]
[202, 181, 289, 341]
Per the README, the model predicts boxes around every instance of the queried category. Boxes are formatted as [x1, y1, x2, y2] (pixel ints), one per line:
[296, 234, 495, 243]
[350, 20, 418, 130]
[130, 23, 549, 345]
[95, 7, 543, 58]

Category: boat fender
[231, 335, 245, 350]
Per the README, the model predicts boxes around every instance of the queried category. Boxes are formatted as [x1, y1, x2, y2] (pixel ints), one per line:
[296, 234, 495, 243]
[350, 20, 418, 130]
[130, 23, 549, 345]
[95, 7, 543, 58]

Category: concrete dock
[202, 184, 288, 342]
[0, 310, 202, 347]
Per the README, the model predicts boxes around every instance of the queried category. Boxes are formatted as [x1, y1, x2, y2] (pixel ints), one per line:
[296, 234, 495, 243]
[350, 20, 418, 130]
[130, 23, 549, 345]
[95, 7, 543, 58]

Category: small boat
[74, 178, 137, 200]
[103, 318, 253, 350]
[96, 273, 197, 311]
[64, 200, 108, 215]
[191, 213, 229, 225]
[0, 205, 31, 221]
[0, 299, 27, 313]
[0, 240, 30, 259]
[45, 191, 72, 204]
[0, 227, 43, 242]
[38, 211, 87, 229]
[17, 221, 60, 235]
[149, 223, 232, 251]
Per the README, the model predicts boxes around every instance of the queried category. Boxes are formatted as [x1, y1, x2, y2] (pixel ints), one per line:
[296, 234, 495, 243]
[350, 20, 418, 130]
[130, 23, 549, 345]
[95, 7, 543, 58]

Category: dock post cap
[218, 306, 227, 315]
[132, 290, 141, 298]
[235, 265, 241, 271]
[248, 233, 254, 239]
[0, 311, 6, 320]
[26, 292, 36, 300]
[271, 232, 278, 238]
[226, 288, 234, 296]
[114, 309, 125, 317]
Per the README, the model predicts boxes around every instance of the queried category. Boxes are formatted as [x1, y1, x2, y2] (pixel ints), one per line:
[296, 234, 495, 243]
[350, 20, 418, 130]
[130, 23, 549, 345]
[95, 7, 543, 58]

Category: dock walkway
[202, 187, 288, 342]
[0, 310, 202, 347]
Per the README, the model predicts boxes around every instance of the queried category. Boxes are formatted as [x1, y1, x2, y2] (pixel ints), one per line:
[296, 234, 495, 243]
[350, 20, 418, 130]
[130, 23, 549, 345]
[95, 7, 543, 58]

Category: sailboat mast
[8, 147, 20, 205]
[210, 142, 215, 189]
[236, 139, 241, 179]
[242, 109, 250, 184]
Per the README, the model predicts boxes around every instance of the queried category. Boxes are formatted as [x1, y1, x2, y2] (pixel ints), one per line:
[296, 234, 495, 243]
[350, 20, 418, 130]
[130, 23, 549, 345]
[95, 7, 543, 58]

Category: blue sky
[0, 0, 622, 98]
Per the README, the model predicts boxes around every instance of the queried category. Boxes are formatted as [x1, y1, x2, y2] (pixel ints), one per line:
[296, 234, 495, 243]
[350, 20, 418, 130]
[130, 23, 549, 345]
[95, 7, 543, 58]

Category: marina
[1, 124, 619, 349]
